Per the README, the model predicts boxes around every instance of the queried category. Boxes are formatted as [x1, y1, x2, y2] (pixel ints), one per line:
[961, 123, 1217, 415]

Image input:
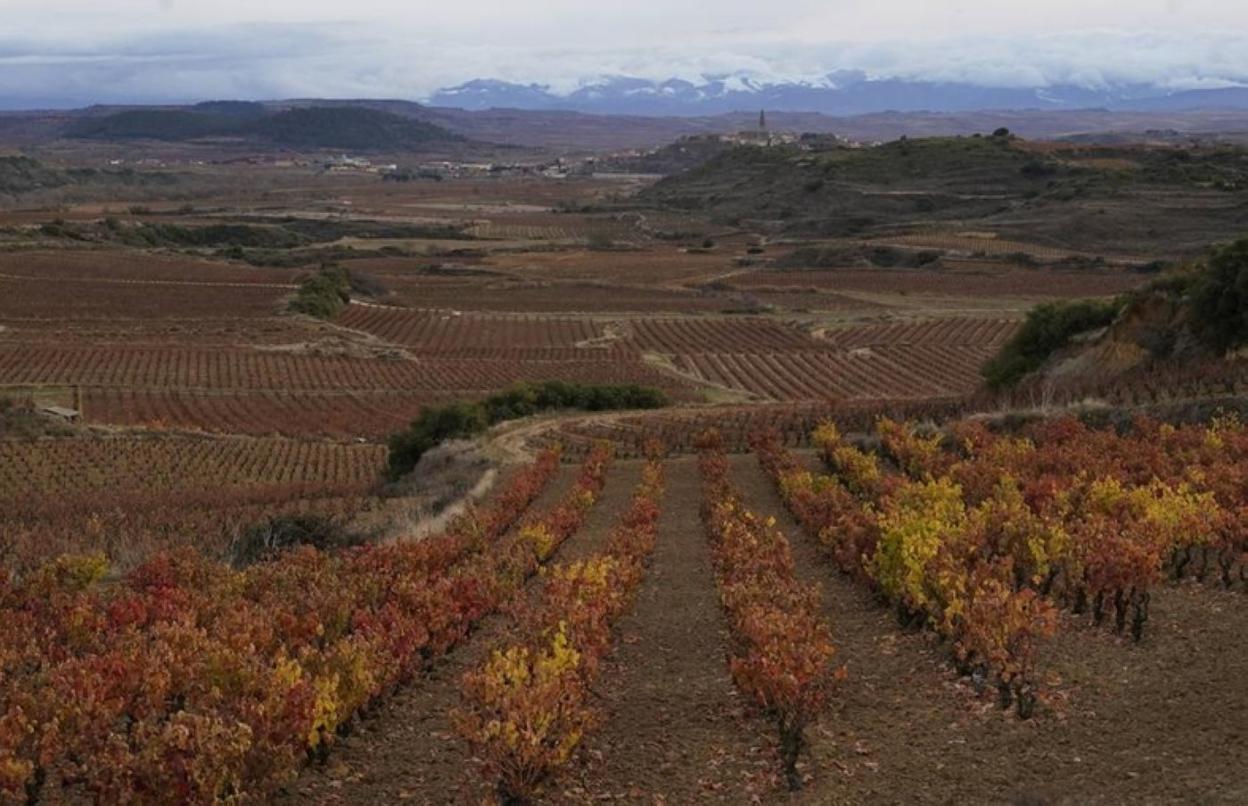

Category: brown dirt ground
[725, 452, 1248, 806]
[283, 451, 1248, 805]
[553, 456, 778, 803]
[280, 459, 644, 804]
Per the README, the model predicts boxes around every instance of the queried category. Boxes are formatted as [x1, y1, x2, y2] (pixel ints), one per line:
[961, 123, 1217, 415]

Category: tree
[981, 298, 1122, 389]
[1191, 238, 1248, 353]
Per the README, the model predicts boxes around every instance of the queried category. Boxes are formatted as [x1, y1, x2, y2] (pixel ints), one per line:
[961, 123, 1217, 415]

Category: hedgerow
[387, 382, 667, 480]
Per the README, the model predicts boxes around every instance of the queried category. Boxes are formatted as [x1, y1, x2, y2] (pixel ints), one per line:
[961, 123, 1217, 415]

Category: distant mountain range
[429, 74, 1248, 117]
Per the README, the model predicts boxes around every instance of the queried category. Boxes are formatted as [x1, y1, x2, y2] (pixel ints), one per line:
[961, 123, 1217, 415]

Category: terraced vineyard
[816, 317, 1018, 350]
[337, 305, 621, 355]
[0, 435, 385, 495]
[674, 344, 990, 400]
[625, 315, 820, 352]
[81, 388, 436, 439]
[0, 345, 686, 394]
[0, 433, 389, 571]
[0, 272, 289, 319]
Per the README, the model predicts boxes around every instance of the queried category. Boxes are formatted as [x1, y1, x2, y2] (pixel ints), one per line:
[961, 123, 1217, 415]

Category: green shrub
[346, 270, 388, 298]
[288, 265, 351, 319]
[117, 222, 307, 249]
[982, 298, 1123, 389]
[1191, 238, 1248, 353]
[1142, 265, 1201, 297]
[386, 382, 668, 480]
[229, 514, 357, 568]
[386, 402, 491, 480]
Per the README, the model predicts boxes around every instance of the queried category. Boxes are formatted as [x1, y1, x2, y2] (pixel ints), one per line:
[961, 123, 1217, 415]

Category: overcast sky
[3, 0, 1247, 107]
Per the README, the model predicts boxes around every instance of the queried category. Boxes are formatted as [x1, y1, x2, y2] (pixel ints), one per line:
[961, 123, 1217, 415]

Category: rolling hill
[640, 134, 1248, 255]
[0, 155, 176, 197]
[65, 104, 461, 150]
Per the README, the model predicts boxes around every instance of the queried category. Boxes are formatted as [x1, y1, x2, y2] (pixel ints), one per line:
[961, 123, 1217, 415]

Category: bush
[118, 222, 307, 249]
[387, 382, 668, 480]
[345, 269, 388, 298]
[288, 265, 351, 319]
[1191, 238, 1248, 353]
[982, 298, 1123, 389]
[229, 514, 356, 568]
[386, 402, 490, 480]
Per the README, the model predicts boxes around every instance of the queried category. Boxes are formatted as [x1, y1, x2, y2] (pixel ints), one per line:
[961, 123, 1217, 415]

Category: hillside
[65, 104, 461, 150]
[0, 155, 176, 198]
[985, 238, 1248, 393]
[0, 155, 69, 195]
[594, 134, 738, 175]
[253, 107, 460, 150]
[640, 134, 1248, 254]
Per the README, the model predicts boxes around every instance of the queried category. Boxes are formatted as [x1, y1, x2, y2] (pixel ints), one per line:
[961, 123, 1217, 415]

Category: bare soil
[724, 452, 1248, 805]
[554, 457, 777, 803]
[280, 459, 643, 804]
[290, 450, 1248, 804]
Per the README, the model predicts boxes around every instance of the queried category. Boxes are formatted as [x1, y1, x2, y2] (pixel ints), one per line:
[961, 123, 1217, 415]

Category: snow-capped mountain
[428, 74, 1248, 117]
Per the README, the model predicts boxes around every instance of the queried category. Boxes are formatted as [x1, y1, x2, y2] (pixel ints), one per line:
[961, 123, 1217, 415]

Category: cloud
[1, 22, 1247, 109]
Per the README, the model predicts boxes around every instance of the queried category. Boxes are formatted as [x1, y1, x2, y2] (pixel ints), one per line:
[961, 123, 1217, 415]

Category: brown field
[0, 172, 1141, 444]
[0, 435, 385, 496]
[868, 232, 1101, 261]
[625, 315, 822, 352]
[337, 305, 621, 355]
[728, 263, 1148, 300]
[0, 250, 303, 285]
[0, 346, 694, 412]
[0, 271, 290, 320]
[816, 316, 1018, 349]
[0, 433, 387, 571]
[674, 346, 990, 400]
[488, 246, 730, 284]
[376, 274, 750, 313]
[80, 388, 435, 439]
[3, 317, 329, 346]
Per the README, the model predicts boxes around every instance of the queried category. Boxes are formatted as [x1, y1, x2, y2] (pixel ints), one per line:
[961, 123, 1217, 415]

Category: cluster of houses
[323, 154, 399, 173]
